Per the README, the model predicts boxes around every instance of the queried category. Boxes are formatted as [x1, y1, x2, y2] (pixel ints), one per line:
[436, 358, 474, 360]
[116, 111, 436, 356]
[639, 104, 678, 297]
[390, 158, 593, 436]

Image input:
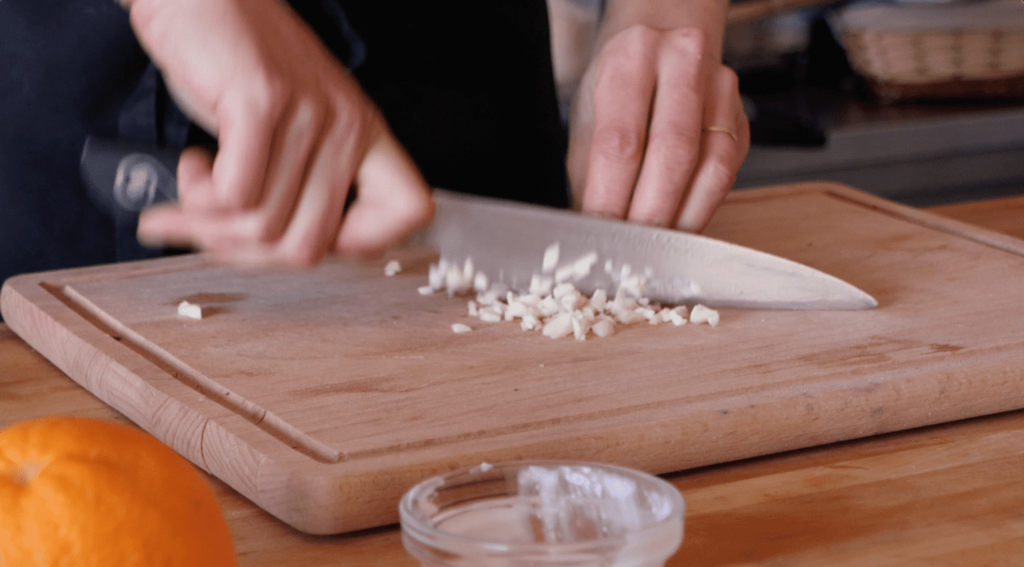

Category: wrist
[599, 0, 729, 60]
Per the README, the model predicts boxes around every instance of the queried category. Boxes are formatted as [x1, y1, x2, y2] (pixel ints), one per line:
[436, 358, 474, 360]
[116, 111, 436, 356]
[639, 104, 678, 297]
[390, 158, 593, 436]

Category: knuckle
[292, 96, 326, 129]
[619, 24, 659, 48]
[287, 245, 325, 269]
[279, 232, 328, 269]
[592, 124, 645, 164]
[249, 72, 289, 119]
[704, 159, 738, 196]
[647, 127, 700, 167]
[398, 192, 435, 231]
[599, 26, 658, 70]
[249, 215, 286, 244]
[665, 27, 706, 53]
[213, 182, 251, 211]
[719, 66, 740, 91]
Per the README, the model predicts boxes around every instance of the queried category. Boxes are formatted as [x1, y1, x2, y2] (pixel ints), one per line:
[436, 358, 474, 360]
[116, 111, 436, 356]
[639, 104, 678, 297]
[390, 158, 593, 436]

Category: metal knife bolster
[80, 136, 180, 222]
[422, 190, 878, 310]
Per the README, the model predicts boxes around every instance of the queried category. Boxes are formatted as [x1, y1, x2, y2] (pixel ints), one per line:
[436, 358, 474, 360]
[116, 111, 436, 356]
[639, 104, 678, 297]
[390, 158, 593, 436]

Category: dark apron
[0, 0, 568, 318]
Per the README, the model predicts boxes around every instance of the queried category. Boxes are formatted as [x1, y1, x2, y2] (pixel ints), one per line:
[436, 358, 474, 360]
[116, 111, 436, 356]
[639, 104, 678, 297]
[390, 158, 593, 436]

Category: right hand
[124, 0, 433, 267]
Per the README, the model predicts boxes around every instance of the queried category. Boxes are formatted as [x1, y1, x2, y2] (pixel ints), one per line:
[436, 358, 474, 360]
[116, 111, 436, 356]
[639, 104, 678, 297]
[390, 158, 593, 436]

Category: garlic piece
[571, 252, 599, 280]
[177, 301, 202, 320]
[521, 314, 541, 331]
[428, 261, 446, 290]
[478, 306, 503, 323]
[384, 260, 402, 276]
[542, 312, 573, 339]
[616, 308, 647, 325]
[452, 323, 473, 334]
[690, 304, 720, 327]
[542, 242, 560, 273]
[418, 286, 436, 296]
[529, 274, 554, 297]
[537, 296, 560, 317]
[473, 271, 489, 293]
[571, 312, 592, 341]
[591, 316, 616, 338]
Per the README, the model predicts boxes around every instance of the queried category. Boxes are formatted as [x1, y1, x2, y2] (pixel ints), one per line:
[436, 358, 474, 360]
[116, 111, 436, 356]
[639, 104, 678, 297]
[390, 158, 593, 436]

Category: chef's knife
[81, 136, 877, 310]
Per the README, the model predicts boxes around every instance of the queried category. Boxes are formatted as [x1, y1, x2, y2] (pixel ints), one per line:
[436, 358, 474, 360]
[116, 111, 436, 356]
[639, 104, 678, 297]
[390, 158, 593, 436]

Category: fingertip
[336, 131, 434, 255]
[137, 205, 188, 248]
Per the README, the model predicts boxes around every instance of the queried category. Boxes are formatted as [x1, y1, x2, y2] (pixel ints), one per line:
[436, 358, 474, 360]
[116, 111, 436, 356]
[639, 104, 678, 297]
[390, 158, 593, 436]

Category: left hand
[566, 23, 749, 233]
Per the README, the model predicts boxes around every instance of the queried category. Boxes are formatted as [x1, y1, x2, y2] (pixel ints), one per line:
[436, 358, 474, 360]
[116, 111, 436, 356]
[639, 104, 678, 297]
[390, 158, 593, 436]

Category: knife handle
[80, 136, 181, 220]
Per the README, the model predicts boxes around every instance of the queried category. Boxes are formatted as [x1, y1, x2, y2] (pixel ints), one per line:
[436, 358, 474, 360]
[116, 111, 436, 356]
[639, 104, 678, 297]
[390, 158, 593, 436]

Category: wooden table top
[3, 194, 1023, 566]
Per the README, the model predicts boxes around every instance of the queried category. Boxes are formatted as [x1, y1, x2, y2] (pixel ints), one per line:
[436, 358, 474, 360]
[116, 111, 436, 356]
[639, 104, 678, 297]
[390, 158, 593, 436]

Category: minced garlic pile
[405, 242, 720, 339]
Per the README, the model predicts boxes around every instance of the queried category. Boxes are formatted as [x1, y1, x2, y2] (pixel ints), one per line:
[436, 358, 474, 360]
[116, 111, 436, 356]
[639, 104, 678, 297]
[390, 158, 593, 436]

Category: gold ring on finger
[702, 126, 738, 143]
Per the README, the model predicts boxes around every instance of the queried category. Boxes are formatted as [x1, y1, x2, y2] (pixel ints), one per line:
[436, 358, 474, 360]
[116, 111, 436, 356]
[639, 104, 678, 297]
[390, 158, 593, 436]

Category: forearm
[599, 0, 729, 60]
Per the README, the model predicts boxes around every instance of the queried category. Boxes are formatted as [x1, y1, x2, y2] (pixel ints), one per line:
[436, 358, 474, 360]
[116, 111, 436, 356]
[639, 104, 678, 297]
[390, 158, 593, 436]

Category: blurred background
[547, 0, 1024, 206]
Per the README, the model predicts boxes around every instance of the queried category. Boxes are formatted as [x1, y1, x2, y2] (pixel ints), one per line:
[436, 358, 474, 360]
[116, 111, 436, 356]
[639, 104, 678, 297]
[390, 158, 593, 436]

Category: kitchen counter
[3, 194, 1024, 566]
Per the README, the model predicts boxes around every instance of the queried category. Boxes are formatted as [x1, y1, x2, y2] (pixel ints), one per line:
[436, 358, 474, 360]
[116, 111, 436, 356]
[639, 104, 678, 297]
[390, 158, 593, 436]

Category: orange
[0, 416, 236, 566]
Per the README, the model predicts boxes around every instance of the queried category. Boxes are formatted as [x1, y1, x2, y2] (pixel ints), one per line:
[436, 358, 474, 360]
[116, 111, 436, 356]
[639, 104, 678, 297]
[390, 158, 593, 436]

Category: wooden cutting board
[4, 182, 1024, 535]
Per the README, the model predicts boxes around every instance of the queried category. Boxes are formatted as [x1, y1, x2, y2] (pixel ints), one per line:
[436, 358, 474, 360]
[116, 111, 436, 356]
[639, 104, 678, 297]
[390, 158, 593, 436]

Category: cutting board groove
[49, 280, 344, 464]
[4, 183, 1024, 535]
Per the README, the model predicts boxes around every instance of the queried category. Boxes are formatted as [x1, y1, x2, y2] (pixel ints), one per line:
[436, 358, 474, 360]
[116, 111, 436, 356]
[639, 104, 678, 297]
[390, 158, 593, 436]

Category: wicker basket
[832, 0, 1024, 102]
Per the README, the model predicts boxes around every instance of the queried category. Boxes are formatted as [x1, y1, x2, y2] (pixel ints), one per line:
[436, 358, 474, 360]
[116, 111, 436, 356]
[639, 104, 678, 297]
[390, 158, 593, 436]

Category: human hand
[123, 0, 433, 267]
[566, 23, 749, 233]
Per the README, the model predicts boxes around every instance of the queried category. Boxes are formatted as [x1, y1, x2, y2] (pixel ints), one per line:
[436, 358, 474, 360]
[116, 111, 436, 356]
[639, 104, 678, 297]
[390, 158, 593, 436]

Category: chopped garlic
[452, 323, 472, 333]
[591, 316, 616, 337]
[559, 290, 585, 312]
[616, 308, 647, 325]
[542, 242, 560, 273]
[476, 289, 501, 306]
[478, 306, 503, 323]
[572, 252, 599, 279]
[554, 264, 576, 284]
[690, 304, 720, 326]
[505, 301, 531, 319]
[537, 296, 560, 317]
[428, 262, 445, 290]
[473, 271, 489, 293]
[571, 313, 591, 341]
[552, 282, 576, 300]
[177, 300, 202, 320]
[424, 246, 719, 340]
[418, 286, 436, 296]
[529, 274, 554, 297]
[521, 314, 541, 331]
[445, 265, 468, 295]
[384, 260, 402, 276]
[542, 312, 574, 339]
[518, 293, 542, 308]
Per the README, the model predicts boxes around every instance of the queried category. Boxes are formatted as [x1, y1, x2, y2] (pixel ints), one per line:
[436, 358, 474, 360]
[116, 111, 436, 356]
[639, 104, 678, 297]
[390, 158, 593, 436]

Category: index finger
[334, 124, 433, 257]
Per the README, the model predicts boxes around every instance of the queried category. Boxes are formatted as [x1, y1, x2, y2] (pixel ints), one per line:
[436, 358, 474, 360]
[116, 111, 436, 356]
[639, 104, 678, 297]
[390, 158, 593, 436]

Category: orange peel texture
[0, 416, 236, 566]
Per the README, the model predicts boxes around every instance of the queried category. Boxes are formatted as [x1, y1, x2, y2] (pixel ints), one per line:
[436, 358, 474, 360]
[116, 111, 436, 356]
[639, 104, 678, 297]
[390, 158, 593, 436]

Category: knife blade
[80, 136, 877, 310]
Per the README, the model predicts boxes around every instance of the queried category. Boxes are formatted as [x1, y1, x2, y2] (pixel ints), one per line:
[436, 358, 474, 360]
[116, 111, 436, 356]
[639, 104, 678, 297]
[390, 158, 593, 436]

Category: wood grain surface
[2, 186, 1023, 564]
[4, 183, 1024, 536]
